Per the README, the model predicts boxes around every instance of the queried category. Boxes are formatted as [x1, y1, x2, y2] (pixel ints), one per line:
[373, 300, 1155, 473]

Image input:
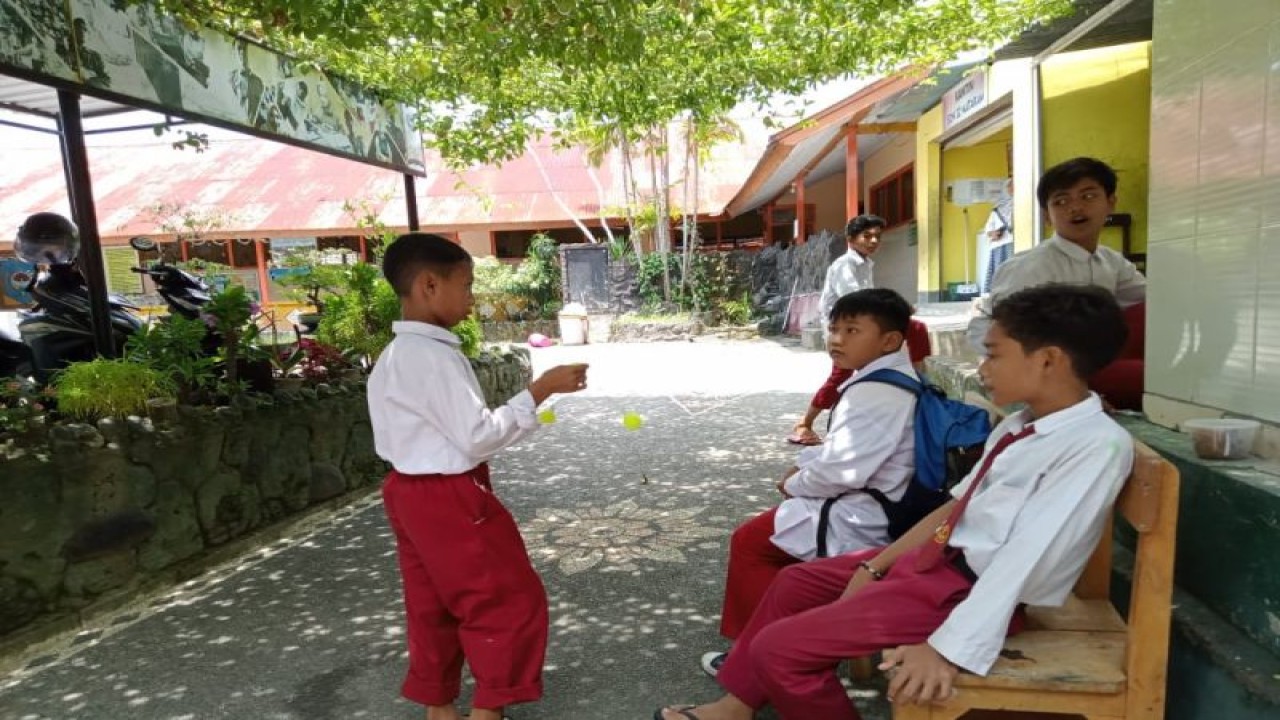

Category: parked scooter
[0, 325, 33, 379]
[126, 235, 212, 319]
[14, 213, 144, 381]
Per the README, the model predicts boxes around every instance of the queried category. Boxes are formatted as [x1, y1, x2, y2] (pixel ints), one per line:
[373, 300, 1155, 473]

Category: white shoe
[700, 650, 728, 677]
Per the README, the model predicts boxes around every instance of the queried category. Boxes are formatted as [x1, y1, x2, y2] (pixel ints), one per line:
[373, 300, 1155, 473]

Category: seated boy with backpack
[703, 288, 989, 675]
[660, 284, 1134, 720]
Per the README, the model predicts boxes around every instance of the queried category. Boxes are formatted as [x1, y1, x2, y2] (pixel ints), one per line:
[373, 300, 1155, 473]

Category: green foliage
[126, 316, 220, 404]
[0, 378, 51, 438]
[141, 0, 1072, 167]
[451, 315, 484, 359]
[315, 263, 401, 362]
[516, 234, 562, 318]
[719, 291, 754, 326]
[634, 250, 748, 315]
[54, 359, 172, 421]
[275, 250, 348, 309]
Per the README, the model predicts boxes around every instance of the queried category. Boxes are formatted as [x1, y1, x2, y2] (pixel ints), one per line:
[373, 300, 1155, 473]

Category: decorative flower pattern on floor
[523, 498, 726, 575]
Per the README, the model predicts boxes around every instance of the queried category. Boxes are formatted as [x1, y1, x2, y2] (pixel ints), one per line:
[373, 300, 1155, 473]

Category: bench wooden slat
[1025, 595, 1126, 633]
[954, 629, 1127, 694]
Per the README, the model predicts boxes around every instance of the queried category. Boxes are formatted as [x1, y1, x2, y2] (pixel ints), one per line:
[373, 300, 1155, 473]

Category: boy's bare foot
[466, 710, 504, 720]
[656, 695, 753, 720]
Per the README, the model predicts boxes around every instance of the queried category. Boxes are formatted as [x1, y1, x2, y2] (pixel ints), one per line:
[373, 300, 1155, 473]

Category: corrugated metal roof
[993, 0, 1152, 60]
[0, 129, 765, 244]
[0, 76, 131, 118]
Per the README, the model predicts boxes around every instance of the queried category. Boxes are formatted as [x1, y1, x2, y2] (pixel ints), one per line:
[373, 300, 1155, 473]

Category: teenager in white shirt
[967, 157, 1146, 409]
[707, 290, 918, 672]
[368, 233, 588, 720]
[789, 217, 933, 446]
[656, 284, 1133, 720]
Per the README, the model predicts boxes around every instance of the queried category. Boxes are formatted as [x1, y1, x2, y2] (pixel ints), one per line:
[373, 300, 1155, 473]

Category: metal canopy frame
[2, 51, 424, 360]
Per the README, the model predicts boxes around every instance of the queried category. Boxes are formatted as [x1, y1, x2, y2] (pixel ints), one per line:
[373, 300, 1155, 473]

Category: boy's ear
[1037, 345, 1072, 374]
[880, 329, 906, 353]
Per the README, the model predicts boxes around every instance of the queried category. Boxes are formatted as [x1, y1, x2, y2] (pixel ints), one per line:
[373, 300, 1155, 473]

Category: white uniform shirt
[818, 249, 876, 324]
[771, 351, 917, 560]
[967, 235, 1146, 351]
[367, 321, 539, 475]
[928, 393, 1133, 675]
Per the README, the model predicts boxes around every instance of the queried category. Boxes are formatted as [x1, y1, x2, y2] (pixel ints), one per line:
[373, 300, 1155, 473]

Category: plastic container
[1182, 418, 1260, 460]
[557, 302, 589, 346]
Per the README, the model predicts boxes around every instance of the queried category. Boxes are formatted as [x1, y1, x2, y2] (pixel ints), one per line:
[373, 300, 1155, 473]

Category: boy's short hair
[846, 214, 887, 237]
[1037, 157, 1118, 208]
[381, 232, 471, 297]
[991, 284, 1126, 378]
[829, 288, 911, 335]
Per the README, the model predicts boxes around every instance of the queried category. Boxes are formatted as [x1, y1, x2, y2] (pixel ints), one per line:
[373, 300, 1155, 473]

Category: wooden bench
[890, 438, 1180, 720]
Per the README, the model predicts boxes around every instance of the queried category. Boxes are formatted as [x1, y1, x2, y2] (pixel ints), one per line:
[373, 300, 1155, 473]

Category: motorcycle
[0, 324, 33, 380]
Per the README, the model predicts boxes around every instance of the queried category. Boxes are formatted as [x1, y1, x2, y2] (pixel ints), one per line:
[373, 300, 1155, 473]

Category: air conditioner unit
[948, 178, 1006, 207]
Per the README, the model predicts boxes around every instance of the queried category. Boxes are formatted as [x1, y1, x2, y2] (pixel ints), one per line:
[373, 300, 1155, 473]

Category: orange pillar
[764, 203, 774, 245]
[716, 217, 723, 245]
[795, 174, 807, 245]
[179, 238, 189, 262]
[255, 238, 270, 304]
[846, 129, 860, 221]
[358, 235, 368, 262]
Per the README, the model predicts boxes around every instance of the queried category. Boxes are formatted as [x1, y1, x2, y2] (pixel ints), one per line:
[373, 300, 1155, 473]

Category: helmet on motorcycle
[16, 212, 80, 265]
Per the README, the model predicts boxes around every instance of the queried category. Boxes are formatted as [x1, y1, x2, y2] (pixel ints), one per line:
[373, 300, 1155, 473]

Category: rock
[0, 575, 45, 634]
[62, 510, 156, 562]
[195, 471, 245, 545]
[136, 481, 202, 572]
[309, 462, 347, 503]
[62, 551, 137, 599]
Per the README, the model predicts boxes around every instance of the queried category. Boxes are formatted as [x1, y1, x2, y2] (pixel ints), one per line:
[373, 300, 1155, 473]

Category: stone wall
[0, 347, 532, 641]
[750, 231, 845, 333]
[480, 320, 559, 344]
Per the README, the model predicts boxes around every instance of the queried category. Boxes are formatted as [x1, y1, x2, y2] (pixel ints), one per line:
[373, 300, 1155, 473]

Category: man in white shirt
[657, 284, 1133, 720]
[368, 233, 588, 720]
[966, 157, 1146, 409]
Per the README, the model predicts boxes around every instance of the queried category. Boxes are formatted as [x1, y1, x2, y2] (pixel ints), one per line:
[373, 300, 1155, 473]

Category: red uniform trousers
[716, 546, 1024, 720]
[719, 507, 800, 639]
[811, 319, 932, 409]
[1088, 303, 1146, 411]
[382, 464, 548, 709]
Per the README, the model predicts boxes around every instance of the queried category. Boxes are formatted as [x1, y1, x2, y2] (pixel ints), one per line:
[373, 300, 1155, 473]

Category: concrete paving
[0, 338, 902, 720]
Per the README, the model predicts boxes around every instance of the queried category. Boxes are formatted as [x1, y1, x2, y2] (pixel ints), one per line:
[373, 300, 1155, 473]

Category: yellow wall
[915, 106, 944, 296]
[939, 127, 1013, 286]
[807, 172, 848, 235]
[1041, 42, 1152, 254]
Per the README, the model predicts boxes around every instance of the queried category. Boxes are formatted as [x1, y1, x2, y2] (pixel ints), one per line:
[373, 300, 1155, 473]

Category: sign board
[0, 0, 425, 175]
[942, 70, 988, 131]
[560, 244, 610, 311]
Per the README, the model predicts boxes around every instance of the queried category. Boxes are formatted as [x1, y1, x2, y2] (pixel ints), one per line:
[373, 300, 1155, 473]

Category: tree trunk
[621, 136, 642, 260]
[583, 160, 616, 245]
[530, 141, 596, 243]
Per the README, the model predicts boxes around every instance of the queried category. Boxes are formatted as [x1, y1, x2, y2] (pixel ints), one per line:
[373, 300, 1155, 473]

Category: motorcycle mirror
[129, 236, 157, 252]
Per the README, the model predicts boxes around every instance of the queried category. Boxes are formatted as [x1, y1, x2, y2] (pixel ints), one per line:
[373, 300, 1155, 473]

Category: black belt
[948, 548, 978, 583]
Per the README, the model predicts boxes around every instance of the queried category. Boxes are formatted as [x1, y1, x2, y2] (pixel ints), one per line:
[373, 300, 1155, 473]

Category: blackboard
[561, 244, 610, 310]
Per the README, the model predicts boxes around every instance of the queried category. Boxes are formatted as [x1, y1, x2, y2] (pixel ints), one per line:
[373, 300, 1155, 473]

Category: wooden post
[716, 217, 723, 245]
[358, 235, 368, 262]
[254, 238, 270, 304]
[764, 203, 774, 245]
[179, 238, 189, 262]
[846, 129, 860, 221]
[223, 239, 234, 266]
[795, 174, 807, 244]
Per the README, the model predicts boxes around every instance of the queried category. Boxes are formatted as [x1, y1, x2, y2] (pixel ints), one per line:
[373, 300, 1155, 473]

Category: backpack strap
[824, 367, 921, 433]
[816, 497, 838, 558]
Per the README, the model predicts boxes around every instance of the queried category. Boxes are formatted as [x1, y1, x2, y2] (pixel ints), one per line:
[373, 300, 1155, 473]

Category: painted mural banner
[0, 0, 425, 175]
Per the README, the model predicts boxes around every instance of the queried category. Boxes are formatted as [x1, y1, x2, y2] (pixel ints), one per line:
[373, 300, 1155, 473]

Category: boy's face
[420, 261, 474, 327]
[979, 321, 1054, 406]
[827, 313, 902, 371]
[847, 227, 884, 257]
[1044, 178, 1116, 246]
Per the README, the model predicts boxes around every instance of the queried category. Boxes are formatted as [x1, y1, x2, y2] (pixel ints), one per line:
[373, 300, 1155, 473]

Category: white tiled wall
[1146, 0, 1280, 423]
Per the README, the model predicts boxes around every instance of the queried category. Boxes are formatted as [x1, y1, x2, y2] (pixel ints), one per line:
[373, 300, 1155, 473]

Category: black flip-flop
[653, 706, 701, 720]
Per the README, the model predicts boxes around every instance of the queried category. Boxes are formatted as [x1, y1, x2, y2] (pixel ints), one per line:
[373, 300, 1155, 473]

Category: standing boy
[789, 216, 932, 445]
[967, 157, 1146, 409]
[657, 284, 1134, 720]
[368, 233, 588, 720]
[706, 289, 919, 673]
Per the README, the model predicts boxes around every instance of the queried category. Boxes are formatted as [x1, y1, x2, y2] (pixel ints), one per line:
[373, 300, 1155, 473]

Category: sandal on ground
[653, 706, 702, 720]
[699, 651, 727, 677]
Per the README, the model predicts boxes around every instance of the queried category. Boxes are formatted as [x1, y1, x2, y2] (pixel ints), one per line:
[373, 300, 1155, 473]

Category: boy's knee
[749, 621, 804, 676]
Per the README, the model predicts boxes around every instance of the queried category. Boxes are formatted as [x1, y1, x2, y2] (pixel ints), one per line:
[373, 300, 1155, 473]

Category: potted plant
[269, 345, 306, 391]
[53, 358, 173, 421]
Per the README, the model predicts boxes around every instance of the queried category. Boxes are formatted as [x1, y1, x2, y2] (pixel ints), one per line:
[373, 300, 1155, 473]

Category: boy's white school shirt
[817, 249, 875, 323]
[770, 350, 916, 560]
[927, 393, 1133, 675]
[367, 321, 540, 475]
[966, 234, 1146, 351]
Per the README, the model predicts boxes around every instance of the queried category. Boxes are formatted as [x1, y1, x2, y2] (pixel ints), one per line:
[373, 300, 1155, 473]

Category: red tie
[916, 424, 1036, 571]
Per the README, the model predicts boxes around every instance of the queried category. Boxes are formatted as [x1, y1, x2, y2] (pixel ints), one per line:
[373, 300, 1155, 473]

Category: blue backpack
[816, 368, 993, 554]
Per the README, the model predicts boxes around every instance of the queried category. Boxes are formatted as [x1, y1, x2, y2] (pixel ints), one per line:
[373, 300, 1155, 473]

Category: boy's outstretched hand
[880, 643, 958, 706]
[530, 364, 589, 405]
